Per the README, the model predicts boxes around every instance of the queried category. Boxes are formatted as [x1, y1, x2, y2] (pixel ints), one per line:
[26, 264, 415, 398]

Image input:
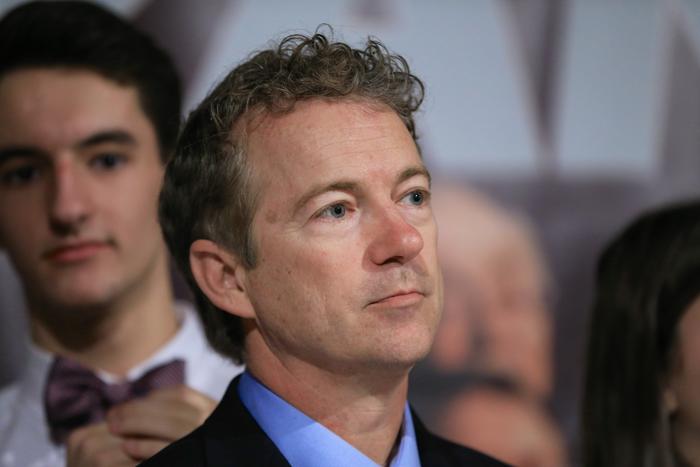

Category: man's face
[0, 68, 166, 312]
[242, 99, 442, 373]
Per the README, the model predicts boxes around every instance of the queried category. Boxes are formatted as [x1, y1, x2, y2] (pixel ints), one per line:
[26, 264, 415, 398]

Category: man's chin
[29, 282, 121, 314]
[367, 341, 434, 375]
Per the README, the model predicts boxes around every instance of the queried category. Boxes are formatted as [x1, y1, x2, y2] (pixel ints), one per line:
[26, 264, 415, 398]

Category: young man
[144, 31, 508, 466]
[0, 2, 241, 466]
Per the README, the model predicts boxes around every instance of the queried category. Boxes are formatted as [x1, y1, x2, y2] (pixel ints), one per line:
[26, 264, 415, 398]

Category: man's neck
[28, 254, 179, 377]
[245, 329, 410, 466]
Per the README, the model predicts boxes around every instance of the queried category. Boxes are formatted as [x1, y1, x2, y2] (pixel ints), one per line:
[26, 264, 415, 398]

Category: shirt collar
[238, 371, 421, 467]
[19, 301, 200, 396]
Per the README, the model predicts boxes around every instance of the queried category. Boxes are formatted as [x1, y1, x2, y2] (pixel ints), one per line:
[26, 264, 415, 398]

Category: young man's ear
[663, 385, 679, 415]
[189, 239, 256, 319]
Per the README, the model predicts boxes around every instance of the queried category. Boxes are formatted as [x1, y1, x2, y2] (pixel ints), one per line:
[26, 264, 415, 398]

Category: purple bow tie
[44, 356, 185, 443]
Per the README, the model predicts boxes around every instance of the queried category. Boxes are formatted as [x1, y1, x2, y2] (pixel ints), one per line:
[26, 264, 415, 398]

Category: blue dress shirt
[238, 371, 421, 467]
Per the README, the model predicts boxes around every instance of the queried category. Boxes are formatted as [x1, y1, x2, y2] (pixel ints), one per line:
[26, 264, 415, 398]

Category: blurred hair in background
[582, 201, 700, 467]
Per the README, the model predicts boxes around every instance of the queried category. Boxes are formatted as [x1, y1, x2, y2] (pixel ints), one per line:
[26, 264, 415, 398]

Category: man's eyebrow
[293, 181, 358, 214]
[292, 166, 431, 214]
[77, 130, 137, 148]
[0, 130, 137, 165]
[397, 165, 431, 187]
[0, 147, 43, 165]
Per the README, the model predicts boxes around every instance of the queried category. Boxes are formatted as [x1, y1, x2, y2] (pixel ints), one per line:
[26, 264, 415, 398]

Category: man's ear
[189, 239, 256, 319]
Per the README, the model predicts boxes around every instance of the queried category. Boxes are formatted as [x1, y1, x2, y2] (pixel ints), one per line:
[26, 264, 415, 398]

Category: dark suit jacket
[140, 375, 510, 466]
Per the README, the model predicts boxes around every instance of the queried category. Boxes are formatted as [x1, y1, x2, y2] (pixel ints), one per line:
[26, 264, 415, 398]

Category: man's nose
[367, 207, 424, 266]
[48, 161, 92, 234]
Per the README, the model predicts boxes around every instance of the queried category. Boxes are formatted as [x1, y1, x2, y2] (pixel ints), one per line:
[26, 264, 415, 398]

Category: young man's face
[241, 99, 443, 373]
[0, 68, 167, 312]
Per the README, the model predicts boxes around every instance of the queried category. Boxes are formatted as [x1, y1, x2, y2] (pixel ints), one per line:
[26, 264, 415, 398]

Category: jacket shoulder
[139, 427, 206, 466]
[412, 409, 511, 467]
[140, 375, 290, 467]
[421, 431, 512, 467]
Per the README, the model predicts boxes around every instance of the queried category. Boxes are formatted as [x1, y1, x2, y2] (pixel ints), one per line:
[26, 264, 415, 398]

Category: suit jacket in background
[140, 375, 510, 467]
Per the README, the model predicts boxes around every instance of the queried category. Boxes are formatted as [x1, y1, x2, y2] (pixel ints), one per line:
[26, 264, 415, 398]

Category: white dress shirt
[0, 301, 243, 467]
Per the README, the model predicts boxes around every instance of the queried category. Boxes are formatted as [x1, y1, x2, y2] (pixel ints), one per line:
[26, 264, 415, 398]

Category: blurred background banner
[2, 0, 699, 464]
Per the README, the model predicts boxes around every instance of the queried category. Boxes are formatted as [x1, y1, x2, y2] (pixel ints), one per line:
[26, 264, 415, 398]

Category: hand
[66, 422, 136, 467]
[106, 385, 217, 461]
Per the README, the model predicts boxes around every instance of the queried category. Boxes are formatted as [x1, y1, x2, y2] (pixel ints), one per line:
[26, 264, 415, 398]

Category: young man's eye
[0, 165, 40, 187]
[319, 203, 347, 219]
[90, 153, 126, 170]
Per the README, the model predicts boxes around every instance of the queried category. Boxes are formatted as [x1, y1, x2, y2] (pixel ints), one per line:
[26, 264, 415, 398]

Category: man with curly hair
[144, 30, 508, 466]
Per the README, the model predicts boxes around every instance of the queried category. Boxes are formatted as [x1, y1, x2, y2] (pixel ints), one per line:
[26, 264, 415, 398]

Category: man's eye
[90, 153, 126, 170]
[402, 190, 428, 206]
[319, 203, 347, 219]
[1, 165, 39, 186]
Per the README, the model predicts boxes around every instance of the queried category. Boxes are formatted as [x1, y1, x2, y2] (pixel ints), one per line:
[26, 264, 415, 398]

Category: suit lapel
[412, 408, 450, 467]
[412, 407, 509, 467]
[201, 376, 291, 467]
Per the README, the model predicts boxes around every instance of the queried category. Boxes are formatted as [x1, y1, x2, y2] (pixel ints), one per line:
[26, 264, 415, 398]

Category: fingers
[145, 384, 217, 408]
[66, 422, 136, 467]
[66, 386, 216, 465]
[107, 385, 216, 441]
[122, 438, 169, 461]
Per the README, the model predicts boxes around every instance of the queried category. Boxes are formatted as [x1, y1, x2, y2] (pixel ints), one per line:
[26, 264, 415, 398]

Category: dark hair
[582, 200, 700, 467]
[159, 29, 425, 363]
[0, 1, 181, 159]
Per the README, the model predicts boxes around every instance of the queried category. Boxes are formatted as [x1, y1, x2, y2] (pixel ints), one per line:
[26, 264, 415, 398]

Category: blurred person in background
[438, 383, 566, 467]
[429, 185, 553, 399]
[411, 184, 566, 466]
[583, 201, 700, 467]
[0, 2, 241, 466]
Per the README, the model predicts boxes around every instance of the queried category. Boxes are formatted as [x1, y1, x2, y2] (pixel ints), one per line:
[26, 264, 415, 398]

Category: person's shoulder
[0, 382, 21, 429]
[139, 426, 205, 466]
[0, 381, 20, 402]
[0, 381, 55, 463]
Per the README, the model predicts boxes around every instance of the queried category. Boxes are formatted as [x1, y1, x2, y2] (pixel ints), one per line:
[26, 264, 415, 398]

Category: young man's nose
[367, 207, 424, 266]
[48, 161, 92, 234]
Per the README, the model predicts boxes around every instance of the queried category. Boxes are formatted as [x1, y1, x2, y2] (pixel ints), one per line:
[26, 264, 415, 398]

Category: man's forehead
[0, 68, 148, 153]
[245, 99, 415, 166]
[241, 98, 425, 218]
[248, 98, 400, 142]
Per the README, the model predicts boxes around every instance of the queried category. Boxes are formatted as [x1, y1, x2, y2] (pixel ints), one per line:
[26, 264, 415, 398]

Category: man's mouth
[368, 290, 425, 308]
[43, 241, 112, 263]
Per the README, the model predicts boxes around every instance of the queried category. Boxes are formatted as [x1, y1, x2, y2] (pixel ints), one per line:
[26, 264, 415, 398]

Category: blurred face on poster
[430, 186, 553, 399]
